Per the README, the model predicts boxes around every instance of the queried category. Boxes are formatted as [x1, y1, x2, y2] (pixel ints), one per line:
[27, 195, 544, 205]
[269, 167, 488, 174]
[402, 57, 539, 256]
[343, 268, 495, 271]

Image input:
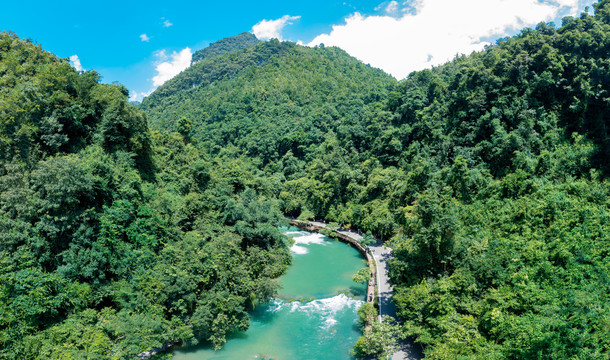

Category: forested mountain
[141, 39, 395, 167]
[2, 0, 610, 358]
[191, 32, 259, 64]
[0, 32, 290, 359]
[141, 2, 610, 359]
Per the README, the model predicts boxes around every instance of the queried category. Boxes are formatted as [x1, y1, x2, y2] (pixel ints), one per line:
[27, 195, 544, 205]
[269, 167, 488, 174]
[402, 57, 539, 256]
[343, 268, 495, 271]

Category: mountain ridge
[141, 39, 395, 165]
[191, 32, 260, 65]
[141, 4, 610, 358]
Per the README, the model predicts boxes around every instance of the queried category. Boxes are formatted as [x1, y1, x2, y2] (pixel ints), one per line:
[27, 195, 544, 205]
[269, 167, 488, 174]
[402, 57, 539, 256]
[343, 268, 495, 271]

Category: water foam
[268, 294, 364, 332]
[322, 317, 338, 329]
[297, 294, 363, 331]
[298, 294, 363, 314]
[283, 231, 307, 236]
[268, 294, 363, 318]
[290, 244, 309, 255]
[267, 299, 287, 313]
[289, 233, 327, 254]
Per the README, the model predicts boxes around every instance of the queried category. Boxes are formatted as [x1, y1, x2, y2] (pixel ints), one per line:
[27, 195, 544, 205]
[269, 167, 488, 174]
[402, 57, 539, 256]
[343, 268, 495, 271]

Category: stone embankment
[288, 219, 423, 360]
[288, 219, 376, 306]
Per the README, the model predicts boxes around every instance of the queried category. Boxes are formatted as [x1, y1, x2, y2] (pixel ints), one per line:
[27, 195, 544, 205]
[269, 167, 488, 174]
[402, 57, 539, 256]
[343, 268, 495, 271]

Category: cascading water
[173, 228, 367, 359]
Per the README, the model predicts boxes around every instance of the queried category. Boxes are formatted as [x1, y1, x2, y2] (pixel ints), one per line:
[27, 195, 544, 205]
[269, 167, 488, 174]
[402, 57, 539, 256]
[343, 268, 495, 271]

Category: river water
[173, 228, 367, 359]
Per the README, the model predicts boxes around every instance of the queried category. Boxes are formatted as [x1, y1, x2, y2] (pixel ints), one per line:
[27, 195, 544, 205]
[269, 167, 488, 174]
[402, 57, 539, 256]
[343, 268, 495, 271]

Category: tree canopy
[142, 2, 610, 358]
[3, 1, 610, 358]
[0, 32, 290, 359]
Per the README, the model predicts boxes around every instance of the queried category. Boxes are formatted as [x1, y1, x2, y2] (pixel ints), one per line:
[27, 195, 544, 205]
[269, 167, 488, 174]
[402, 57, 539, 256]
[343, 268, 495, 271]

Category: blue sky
[1, 0, 596, 101]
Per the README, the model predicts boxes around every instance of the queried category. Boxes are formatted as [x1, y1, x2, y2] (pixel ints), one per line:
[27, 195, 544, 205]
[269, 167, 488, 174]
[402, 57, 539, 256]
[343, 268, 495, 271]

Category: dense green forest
[141, 36, 395, 168]
[2, 0, 610, 359]
[142, 2, 610, 359]
[0, 32, 290, 359]
[190, 32, 260, 65]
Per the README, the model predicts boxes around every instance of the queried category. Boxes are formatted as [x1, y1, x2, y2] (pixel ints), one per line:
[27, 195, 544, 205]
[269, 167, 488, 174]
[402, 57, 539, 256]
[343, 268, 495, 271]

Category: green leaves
[0, 33, 294, 359]
[391, 177, 610, 359]
[353, 315, 404, 359]
[352, 267, 371, 285]
[5, 1, 610, 356]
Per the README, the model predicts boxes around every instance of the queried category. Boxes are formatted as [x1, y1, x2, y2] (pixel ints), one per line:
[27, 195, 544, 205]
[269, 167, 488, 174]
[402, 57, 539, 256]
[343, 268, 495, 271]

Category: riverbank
[288, 219, 423, 360]
[172, 227, 367, 360]
[288, 219, 377, 306]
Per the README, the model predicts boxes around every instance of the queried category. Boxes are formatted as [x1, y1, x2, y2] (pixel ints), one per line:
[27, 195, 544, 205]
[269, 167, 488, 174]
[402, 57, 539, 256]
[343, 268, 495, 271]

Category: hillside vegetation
[0, 32, 290, 359]
[190, 32, 259, 64]
[1, 0, 610, 358]
[142, 2, 610, 359]
[141, 39, 396, 167]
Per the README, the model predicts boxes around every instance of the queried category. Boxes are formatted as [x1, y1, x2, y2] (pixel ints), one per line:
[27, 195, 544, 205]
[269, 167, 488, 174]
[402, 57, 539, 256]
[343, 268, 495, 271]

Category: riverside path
[291, 219, 422, 360]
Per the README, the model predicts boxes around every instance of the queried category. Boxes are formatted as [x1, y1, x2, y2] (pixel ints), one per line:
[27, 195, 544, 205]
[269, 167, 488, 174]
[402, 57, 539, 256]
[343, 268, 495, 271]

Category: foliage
[353, 303, 404, 359]
[0, 32, 152, 172]
[352, 267, 371, 285]
[141, 39, 396, 169]
[358, 232, 376, 247]
[0, 32, 290, 359]
[190, 32, 259, 64]
[142, 3, 610, 357]
[5, 1, 610, 357]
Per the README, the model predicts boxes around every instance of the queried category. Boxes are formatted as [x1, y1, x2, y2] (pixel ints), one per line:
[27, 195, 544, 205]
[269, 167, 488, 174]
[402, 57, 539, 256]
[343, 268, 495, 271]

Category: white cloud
[308, 0, 592, 79]
[252, 15, 301, 40]
[129, 47, 192, 103]
[375, 1, 401, 15]
[163, 19, 173, 28]
[385, 1, 400, 14]
[152, 47, 192, 87]
[140, 33, 150, 42]
[69, 55, 84, 71]
[154, 49, 168, 60]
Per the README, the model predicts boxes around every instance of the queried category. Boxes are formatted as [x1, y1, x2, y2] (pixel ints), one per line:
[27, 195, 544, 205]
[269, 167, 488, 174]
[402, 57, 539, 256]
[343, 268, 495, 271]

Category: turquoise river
[173, 227, 367, 359]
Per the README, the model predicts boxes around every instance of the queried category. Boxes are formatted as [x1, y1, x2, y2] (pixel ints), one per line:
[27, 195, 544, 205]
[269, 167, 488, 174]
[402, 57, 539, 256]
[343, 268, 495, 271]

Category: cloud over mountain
[152, 47, 192, 87]
[69, 55, 84, 71]
[308, 0, 593, 79]
[252, 15, 301, 40]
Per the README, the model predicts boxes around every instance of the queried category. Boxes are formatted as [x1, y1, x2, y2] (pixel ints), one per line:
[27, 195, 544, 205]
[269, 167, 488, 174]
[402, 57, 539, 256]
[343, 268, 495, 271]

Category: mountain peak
[191, 32, 259, 64]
